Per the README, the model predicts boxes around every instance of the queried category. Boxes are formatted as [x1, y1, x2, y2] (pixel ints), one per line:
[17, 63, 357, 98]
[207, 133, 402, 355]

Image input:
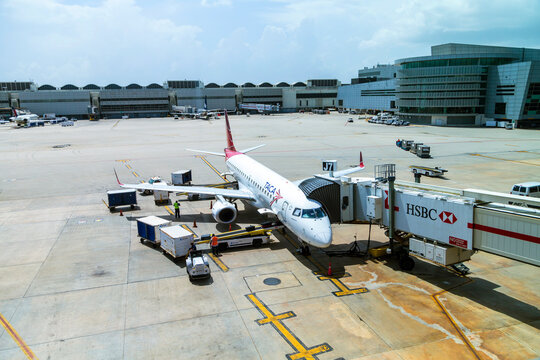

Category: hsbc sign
[405, 204, 458, 225]
[382, 189, 473, 249]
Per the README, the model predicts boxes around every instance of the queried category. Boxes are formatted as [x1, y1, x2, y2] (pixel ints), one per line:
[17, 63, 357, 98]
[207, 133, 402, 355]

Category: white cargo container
[160, 225, 195, 258]
[154, 189, 169, 203]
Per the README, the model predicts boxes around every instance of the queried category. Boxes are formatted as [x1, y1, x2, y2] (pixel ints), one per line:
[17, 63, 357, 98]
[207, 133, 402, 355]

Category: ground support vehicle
[409, 165, 447, 177]
[186, 245, 211, 280]
[196, 222, 283, 251]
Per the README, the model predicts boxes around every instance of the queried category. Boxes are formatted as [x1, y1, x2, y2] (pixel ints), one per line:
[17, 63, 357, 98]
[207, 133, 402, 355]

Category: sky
[1, 0, 539, 87]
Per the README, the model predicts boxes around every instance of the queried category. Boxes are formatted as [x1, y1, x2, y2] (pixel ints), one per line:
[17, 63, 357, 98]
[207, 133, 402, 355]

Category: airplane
[115, 111, 365, 252]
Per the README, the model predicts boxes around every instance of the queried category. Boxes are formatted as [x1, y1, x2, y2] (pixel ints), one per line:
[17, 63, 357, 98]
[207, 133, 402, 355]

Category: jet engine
[211, 196, 237, 223]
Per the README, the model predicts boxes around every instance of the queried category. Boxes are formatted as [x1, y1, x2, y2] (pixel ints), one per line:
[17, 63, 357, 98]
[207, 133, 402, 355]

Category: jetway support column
[388, 174, 396, 252]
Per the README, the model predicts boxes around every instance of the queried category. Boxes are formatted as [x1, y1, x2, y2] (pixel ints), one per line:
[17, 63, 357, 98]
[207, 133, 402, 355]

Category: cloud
[201, 0, 232, 7]
[1, 0, 204, 85]
[0, 0, 538, 85]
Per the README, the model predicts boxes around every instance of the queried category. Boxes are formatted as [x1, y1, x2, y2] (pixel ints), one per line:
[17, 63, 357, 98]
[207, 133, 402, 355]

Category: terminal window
[494, 102, 506, 115]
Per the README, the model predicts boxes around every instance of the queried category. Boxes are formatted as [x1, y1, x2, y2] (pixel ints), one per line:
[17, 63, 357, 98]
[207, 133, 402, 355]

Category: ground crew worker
[174, 200, 180, 219]
[211, 234, 219, 256]
[188, 241, 196, 257]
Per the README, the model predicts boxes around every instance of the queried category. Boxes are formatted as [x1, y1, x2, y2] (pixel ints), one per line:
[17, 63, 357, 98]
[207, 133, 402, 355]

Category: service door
[281, 201, 289, 221]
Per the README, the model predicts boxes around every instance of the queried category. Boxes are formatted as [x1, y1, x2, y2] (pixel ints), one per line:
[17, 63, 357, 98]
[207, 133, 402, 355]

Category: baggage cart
[160, 225, 195, 258]
[154, 189, 169, 204]
[417, 145, 431, 158]
[171, 170, 192, 185]
[106, 189, 137, 211]
[409, 165, 447, 177]
[137, 216, 171, 247]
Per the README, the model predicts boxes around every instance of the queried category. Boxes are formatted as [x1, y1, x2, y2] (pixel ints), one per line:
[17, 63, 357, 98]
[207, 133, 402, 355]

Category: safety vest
[211, 236, 218, 246]
[174, 202, 179, 209]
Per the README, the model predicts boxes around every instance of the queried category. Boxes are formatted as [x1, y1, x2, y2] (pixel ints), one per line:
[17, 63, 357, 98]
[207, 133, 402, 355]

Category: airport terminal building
[0, 79, 340, 120]
[338, 43, 540, 127]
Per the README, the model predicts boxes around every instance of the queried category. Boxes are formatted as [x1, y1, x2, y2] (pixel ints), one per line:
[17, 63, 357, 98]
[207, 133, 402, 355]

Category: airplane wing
[115, 171, 256, 200]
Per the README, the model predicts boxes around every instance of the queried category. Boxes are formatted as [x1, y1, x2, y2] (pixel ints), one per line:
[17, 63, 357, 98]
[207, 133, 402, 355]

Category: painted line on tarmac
[469, 153, 539, 166]
[0, 313, 37, 360]
[125, 164, 132, 170]
[197, 155, 229, 182]
[132, 171, 140, 178]
[283, 233, 368, 297]
[164, 206, 174, 216]
[431, 276, 480, 360]
[246, 293, 332, 360]
[208, 253, 229, 272]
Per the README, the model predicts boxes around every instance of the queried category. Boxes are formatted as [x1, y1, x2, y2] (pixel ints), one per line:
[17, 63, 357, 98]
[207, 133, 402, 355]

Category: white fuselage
[226, 153, 332, 248]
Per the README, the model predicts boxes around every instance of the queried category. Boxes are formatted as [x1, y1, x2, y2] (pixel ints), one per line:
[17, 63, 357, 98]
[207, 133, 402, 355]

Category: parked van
[511, 182, 540, 198]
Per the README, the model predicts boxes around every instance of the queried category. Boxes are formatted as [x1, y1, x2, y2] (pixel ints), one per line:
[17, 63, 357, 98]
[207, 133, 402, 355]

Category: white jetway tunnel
[325, 177, 540, 267]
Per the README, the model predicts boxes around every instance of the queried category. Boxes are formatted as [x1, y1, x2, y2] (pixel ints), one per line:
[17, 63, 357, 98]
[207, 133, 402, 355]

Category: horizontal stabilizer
[240, 144, 266, 153]
[186, 148, 225, 157]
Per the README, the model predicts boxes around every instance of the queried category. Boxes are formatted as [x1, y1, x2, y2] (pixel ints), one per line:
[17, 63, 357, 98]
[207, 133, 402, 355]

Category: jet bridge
[309, 171, 539, 267]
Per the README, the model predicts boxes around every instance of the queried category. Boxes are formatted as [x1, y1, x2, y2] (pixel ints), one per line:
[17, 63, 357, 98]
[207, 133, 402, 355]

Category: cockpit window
[301, 207, 326, 219]
[293, 208, 301, 216]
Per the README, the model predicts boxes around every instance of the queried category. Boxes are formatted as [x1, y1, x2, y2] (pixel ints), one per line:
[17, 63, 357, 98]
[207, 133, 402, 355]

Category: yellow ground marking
[132, 171, 139, 177]
[164, 206, 173, 216]
[430, 276, 480, 360]
[181, 224, 195, 234]
[247, 294, 332, 360]
[112, 119, 121, 128]
[283, 234, 368, 297]
[197, 155, 230, 182]
[115, 159, 130, 162]
[139, 180, 145, 183]
[0, 312, 37, 360]
[102, 199, 109, 209]
[125, 164, 132, 169]
[469, 153, 539, 166]
[208, 253, 229, 272]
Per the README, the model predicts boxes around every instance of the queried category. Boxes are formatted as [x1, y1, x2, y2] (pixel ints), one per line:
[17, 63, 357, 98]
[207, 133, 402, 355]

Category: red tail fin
[359, 152, 365, 169]
[225, 110, 236, 151]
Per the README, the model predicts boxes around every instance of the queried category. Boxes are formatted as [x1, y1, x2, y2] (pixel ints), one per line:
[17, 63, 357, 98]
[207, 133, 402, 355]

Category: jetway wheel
[399, 255, 415, 271]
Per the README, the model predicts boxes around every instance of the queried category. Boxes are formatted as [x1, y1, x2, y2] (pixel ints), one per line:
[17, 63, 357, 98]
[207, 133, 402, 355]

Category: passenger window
[520, 186, 526, 193]
[513, 185, 520, 191]
[293, 208, 301, 216]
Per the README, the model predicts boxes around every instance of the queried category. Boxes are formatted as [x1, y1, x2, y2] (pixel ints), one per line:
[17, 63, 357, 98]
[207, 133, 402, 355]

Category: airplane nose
[313, 229, 332, 248]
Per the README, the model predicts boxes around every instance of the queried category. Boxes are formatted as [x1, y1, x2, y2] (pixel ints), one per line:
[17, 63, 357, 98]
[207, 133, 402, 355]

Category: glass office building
[395, 43, 540, 126]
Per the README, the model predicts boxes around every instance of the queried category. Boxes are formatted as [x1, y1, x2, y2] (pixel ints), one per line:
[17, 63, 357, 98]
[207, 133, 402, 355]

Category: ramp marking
[197, 155, 230, 182]
[208, 253, 229, 272]
[0, 312, 37, 360]
[283, 233, 368, 297]
[246, 293, 332, 360]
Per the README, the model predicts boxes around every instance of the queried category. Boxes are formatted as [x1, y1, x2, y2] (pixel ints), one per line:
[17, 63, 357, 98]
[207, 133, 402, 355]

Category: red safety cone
[327, 261, 332, 276]
[193, 219, 197, 228]
[210, 201, 213, 209]
[119, 210, 123, 217]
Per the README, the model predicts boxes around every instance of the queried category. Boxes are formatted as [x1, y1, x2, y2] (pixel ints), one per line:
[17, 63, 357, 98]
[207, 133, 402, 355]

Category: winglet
[225, 110, 236, 151]
[114, 169, 124, 186]
[359, 152, 365, 169]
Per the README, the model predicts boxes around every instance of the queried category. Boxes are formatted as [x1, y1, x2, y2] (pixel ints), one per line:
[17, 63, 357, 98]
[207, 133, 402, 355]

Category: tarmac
[0, 113, 539, 359]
